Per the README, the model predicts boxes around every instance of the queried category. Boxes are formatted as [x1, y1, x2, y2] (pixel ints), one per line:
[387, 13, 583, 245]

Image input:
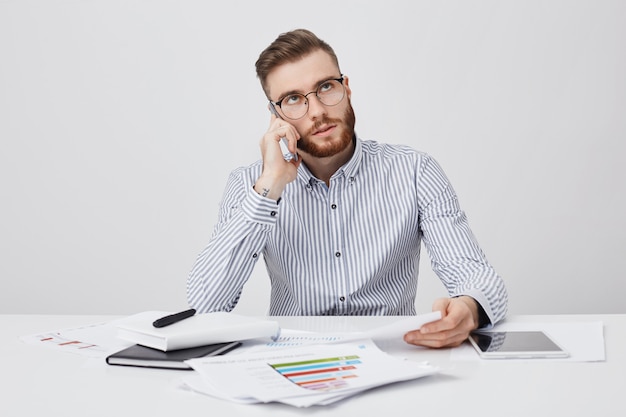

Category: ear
[343, 75, 352, 99]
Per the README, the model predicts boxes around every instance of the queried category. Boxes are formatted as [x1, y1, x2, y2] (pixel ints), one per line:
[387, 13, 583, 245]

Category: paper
[452, 320, 605, 362]
[240, 330, 352, 352]
[227, 311, 443, 355]
[19, 312, 159, 357]
[364, 311, 442, 340]
[183, 338, 438, 407]
[20, 311, 440, 359]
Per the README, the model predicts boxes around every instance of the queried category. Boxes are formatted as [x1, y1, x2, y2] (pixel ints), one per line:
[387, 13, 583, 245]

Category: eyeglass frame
[268, 75, 346, 120]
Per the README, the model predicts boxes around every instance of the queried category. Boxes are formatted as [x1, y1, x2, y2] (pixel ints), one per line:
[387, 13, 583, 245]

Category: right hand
[254, 114, 301, 200]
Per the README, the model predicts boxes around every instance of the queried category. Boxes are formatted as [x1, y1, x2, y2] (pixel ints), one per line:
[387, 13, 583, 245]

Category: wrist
[456, 296, 481, 329]
[254, 171, 291, 201]
[253, 182, 283, 202]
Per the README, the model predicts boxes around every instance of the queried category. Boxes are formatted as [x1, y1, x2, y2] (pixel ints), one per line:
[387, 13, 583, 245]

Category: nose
[306, 94, 327, 119]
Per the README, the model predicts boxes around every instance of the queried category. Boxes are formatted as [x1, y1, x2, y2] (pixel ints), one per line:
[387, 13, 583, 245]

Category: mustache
[307, 117, 342, 136]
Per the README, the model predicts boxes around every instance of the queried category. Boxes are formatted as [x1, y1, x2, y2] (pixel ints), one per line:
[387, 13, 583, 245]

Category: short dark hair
[255, 29, 340, 97]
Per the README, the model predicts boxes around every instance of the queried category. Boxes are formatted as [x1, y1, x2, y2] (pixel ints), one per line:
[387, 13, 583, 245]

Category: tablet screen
[469, 331, 569, 358]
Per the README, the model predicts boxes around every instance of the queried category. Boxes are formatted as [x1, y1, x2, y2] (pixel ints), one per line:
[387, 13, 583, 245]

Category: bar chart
[271, 355, 362, 391]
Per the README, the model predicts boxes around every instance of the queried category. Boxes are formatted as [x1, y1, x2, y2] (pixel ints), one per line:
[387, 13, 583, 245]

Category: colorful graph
[270, 355, 362, 391]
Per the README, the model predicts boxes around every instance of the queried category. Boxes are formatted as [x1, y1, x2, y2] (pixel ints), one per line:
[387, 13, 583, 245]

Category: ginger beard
[296, 101, 356, 158]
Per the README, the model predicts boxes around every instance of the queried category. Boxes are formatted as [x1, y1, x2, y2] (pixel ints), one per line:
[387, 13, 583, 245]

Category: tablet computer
[468, 330, 569, 359]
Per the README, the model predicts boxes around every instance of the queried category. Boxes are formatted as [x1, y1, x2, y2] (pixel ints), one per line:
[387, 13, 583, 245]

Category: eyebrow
[276, 75, 339, 102]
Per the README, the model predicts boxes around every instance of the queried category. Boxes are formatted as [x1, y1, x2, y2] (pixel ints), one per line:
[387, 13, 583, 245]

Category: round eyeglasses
[269, 76, 345, 120]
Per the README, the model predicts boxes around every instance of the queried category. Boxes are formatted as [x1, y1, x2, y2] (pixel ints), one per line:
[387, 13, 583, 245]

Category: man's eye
[319, 82, 333, 93]
[285, 95, 303, 105]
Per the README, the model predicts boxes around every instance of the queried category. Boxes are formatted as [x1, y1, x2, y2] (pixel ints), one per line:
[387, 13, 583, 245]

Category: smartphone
[269, 104, 298, 162]
[468, 330, 569, 359]
[279, 137, 298, 162]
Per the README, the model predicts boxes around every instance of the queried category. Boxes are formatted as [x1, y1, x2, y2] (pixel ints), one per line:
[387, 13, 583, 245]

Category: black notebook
[106, 341, 241, 370]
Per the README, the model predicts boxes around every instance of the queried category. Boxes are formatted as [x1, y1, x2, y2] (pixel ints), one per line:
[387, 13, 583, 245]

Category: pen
[153, 308, 196, 328]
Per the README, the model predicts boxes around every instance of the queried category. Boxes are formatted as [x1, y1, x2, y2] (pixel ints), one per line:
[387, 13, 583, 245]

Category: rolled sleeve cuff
[241, 187, 281, 226]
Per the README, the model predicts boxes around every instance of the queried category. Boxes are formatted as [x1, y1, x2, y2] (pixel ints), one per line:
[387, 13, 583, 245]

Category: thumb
[420, 298, 451, 334]
[432, 297, 451, 318]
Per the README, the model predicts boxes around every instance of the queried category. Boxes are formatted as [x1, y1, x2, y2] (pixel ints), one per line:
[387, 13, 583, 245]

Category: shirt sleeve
[416, 154, 508, 326]
[186, 168, 280, 313]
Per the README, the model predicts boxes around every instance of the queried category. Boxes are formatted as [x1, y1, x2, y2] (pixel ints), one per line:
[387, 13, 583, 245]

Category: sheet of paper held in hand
[229, 311, 443, 353]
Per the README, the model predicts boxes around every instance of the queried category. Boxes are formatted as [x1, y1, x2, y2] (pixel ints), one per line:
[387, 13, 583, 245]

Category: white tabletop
[2, 314, 624, 416]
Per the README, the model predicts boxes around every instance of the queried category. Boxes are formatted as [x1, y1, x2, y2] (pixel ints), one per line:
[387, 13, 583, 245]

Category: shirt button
[331, 203, 337, 209]
[270, 211, 277, 216]
[252, 253, 258, 258]
[339, 296, 346, 302]
[335, 251, 341, 257]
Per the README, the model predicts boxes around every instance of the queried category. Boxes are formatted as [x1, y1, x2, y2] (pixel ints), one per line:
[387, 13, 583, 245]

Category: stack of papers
[181, 338, 439, 407]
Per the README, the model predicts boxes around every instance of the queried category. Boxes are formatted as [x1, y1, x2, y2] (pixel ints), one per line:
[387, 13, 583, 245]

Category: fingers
[403, 297, 477, 348]
[404, 327, 468, 348]
[418, 298, 453, 335]
[266, 115, 300, 150]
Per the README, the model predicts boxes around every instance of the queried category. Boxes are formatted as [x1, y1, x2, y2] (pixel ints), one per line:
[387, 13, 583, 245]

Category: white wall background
[1, 0, 624, 316]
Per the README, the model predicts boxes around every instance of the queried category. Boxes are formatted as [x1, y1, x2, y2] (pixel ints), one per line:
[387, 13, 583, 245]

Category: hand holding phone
[253, 105, 301, 200]
[269, 104, 298, 162]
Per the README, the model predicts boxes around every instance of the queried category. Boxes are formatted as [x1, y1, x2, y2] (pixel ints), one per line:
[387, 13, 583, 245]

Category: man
[187, 29, 508, 348]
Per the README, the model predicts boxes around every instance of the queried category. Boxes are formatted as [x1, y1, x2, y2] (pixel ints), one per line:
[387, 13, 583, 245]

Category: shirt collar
[296, 134, 362, 187]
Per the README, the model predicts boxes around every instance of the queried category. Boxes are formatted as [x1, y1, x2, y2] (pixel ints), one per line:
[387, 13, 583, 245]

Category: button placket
[328, 177, 348, 314]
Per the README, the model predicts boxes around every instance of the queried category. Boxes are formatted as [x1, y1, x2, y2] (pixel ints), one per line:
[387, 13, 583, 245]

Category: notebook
[106, 341, 241, 370]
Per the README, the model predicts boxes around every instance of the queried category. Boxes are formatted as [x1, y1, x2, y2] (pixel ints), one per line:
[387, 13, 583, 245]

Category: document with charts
[183, 338, 438, 407]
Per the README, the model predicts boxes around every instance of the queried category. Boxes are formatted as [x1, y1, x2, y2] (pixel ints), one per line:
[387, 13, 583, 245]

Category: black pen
[152, 308, 196, 328]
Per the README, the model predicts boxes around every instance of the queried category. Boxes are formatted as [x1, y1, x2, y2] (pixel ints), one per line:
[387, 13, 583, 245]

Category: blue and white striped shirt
[187, 137, 508, 324]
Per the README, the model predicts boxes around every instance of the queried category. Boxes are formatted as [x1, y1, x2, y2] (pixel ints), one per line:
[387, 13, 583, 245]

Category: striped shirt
[187, 137, 508, 324]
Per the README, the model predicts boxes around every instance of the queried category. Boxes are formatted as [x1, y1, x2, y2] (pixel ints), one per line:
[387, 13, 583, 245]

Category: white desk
[2, 314, 624, 416]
